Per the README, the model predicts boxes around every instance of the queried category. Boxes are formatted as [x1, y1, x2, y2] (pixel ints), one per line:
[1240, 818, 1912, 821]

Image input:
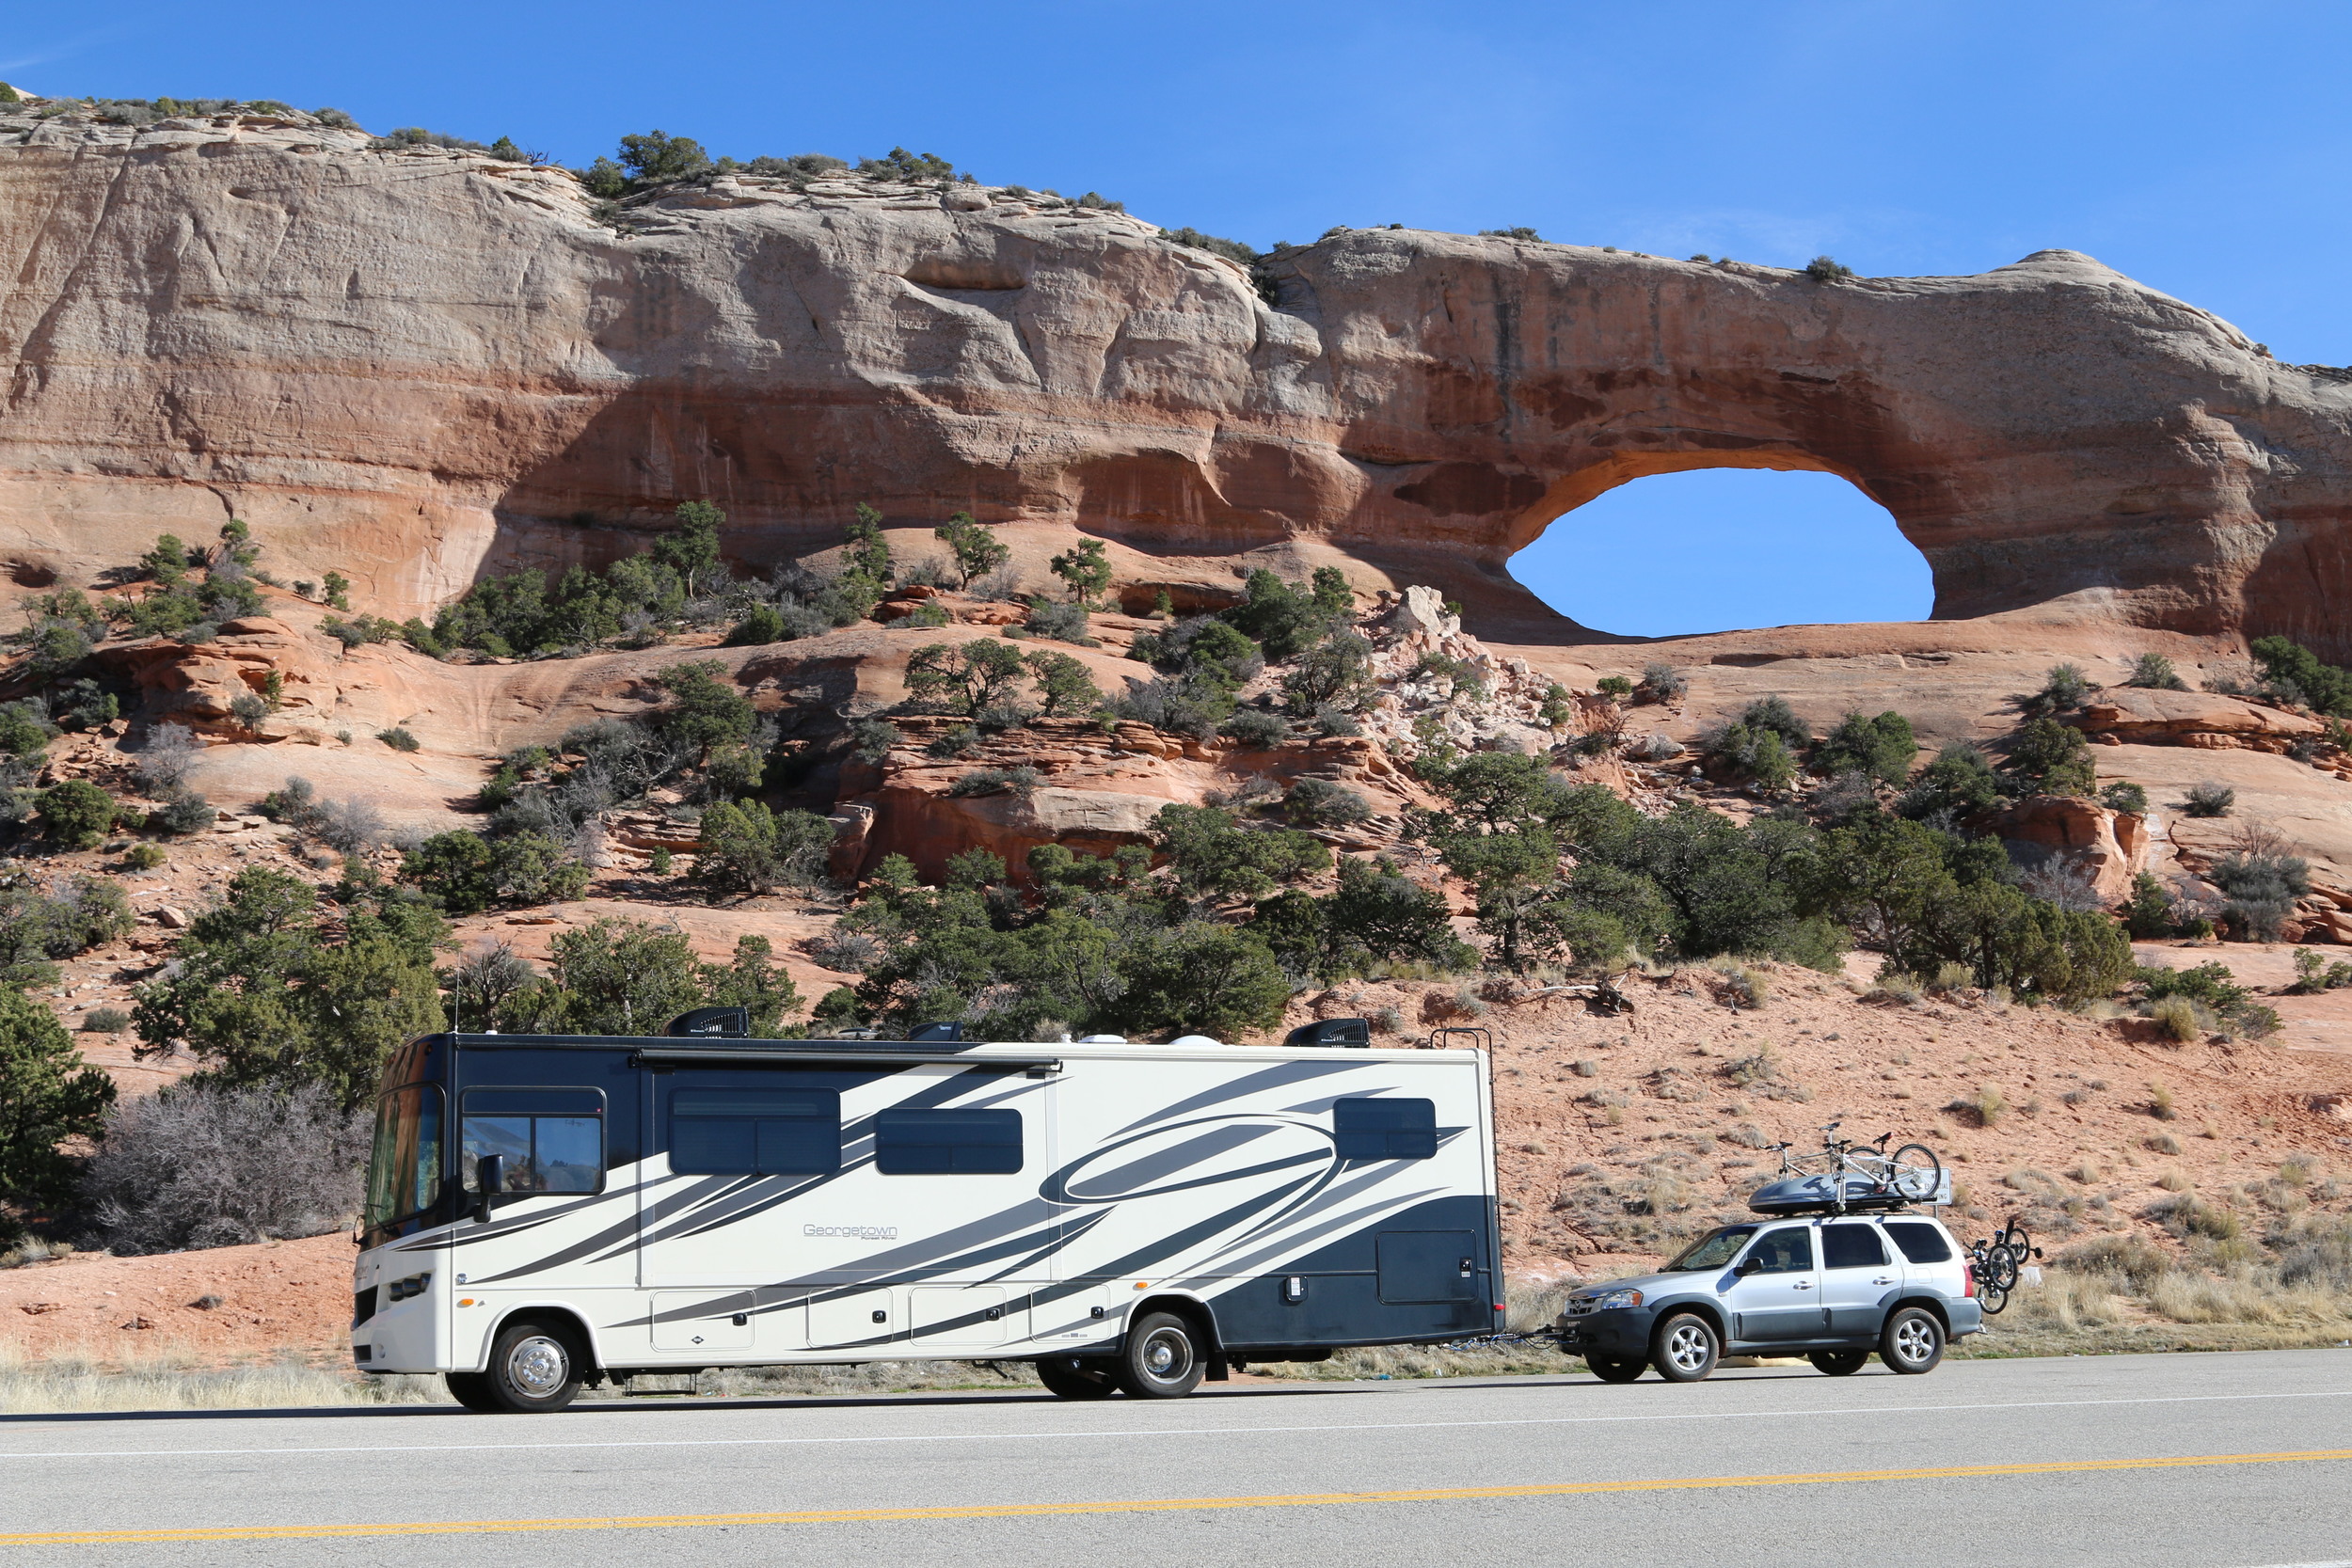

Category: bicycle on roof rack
[1966, 1215, 2042, 1314]
[1756, 1119, 1945, 1212]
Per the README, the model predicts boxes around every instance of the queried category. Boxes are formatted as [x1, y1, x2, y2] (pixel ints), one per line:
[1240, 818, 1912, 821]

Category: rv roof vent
[1168, 1034, 1221, 1047]
[665, 1006, 749, 1038]
[1284, 1018, 1372, 1049]
[906, 1021, 965, 1042]
[1076, 1034, 1128, 1044]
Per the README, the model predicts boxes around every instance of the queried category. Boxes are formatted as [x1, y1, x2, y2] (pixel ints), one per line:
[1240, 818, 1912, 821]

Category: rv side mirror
[475, 1154, 504, 1224]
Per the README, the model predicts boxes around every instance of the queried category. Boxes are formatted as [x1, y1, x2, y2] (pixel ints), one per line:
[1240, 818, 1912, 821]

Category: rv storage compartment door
[910, 1285, 1015, 1348]
[1375, 1230, 1480, 1305]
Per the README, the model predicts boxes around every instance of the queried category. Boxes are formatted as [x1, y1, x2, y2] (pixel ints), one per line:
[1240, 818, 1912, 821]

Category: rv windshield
[364, 1084, 445, 1229]
[1661, 1225, 1758, 1272]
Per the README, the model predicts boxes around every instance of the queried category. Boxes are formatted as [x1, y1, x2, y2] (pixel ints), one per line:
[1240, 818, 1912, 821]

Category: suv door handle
[1791, 1281, 1814, 1291]
[1872, 1275, 1896, 1284]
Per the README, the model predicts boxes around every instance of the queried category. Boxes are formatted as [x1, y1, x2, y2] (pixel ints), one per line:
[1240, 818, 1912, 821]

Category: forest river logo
[803, 1224, 898, 1241]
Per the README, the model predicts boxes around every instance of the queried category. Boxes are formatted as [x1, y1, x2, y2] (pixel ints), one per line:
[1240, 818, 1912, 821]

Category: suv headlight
[1591, 1287, 1644, 1311]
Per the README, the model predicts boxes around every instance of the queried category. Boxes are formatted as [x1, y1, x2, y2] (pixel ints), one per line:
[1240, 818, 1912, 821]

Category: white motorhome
[353, 1022, 1501, 1411]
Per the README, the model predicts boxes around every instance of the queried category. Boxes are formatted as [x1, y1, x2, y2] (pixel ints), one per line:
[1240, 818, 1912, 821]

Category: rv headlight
[1591, 1288, 1644, 1311]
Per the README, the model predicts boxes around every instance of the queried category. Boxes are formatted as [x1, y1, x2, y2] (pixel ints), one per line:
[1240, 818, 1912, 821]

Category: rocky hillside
[3, 95, 2351, 652]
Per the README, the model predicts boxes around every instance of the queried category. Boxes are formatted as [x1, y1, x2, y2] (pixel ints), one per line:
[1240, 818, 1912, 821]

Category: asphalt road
[3, 1350, 2351, 1567]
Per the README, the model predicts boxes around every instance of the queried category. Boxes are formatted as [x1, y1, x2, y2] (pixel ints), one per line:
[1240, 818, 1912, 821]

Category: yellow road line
[8, 1448, 2350, 1545]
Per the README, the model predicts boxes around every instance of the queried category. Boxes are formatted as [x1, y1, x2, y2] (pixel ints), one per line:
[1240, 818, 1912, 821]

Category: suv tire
[1808, 1349, 1869, 1377]
[1651, 1313, 1720, 1383]
[1035, 1355, 1120, 1400]
[1115, 1312, 1205, 1399]
[479, 1318, 587, 1413]
[1880, 1307, 1945, 1374]
[1585, 1354, 1645, 1384]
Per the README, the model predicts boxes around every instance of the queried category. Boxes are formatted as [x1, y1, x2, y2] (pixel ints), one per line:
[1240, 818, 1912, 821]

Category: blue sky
[10, 0, 2344, 634]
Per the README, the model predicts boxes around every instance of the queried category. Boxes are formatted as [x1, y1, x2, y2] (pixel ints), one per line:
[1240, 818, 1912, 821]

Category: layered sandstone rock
[2071, 689, 2326, 752]
[5, 103, 2352, 656]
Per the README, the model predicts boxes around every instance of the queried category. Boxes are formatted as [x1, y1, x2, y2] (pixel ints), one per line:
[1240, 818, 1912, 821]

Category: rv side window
[1333, 1097, 1438, 1160]
[875, 1109, 1023, 1175]
[461, 1089, 604, 1195]
[670, 1086, 840, 1176]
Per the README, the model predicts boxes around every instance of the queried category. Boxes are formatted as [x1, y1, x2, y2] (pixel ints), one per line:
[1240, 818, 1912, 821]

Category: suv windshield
[364, 1083, 445, 1229]
[1661, 1225, 1758, 1272]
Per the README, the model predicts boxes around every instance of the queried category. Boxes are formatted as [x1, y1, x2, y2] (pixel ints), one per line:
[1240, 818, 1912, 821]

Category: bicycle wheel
[2002, 1220, 2033, 1262]
[1886, 1144, 1942, 1202]
[1983, 1246, 2020, 1292]
[1977, 1277, 2009, 1315]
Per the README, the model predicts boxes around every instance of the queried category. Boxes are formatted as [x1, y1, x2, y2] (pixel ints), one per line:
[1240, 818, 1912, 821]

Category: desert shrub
[83, 1084, 368, 1254]
[1047, 538, 1113, 605]
[1285, 778, 1373, 828]
[1636, 662, 1688, 704]
[119, 844, 167, 871]
[1222, 708, 1292, 749]
[1803, 255, 1854, 282]
[80, 1007, 131, 1034]
[1596, 675, 1634, 705]
[131, 866, 445, 1109]
[376, 727, 421, 752]
[1021, 598, 1096, 646]
[1280, 632, 1374, 717]
[400, 830, 590, 913]
[925, 726, 979, 759]
[2026, 663, 2095, 715]
[2286, 947, 2352, 994]
[850, 718, 901, 764]
[723, 603, 787, 646]
[1894, 740, 2007, 823]
[1218, 567, 1353, 661]
[493, 919, 800, 1037]
[2149, 993, 2202, 1042]
[948, 767, 1041, 799]
[134, 723, 202, 793]
[2002, 717, 2096, 796]
[0, 989, 116, 1243]
[2183, 781, 2235, 817]
[2207, 825, 2310, 941]
[1109, 673, 1232, 738]
[315, 798, 388, 854]
[1024, 651, 1103, 718]
[227, 692, 269, 732]
[1813, 710, 1915, 784]
[2099, 781, 2149, 816]
[1312, 705, 1364, 738]
[2249, 635, 2352, 717]
[1703, 722, 1796, 792]
[931, 513, 1009, 588]
[690, 800, 834, 897]
[808, 930, 882, 974]
[2126, 653, 2189, 690]
[34, 780, 116, 849]
[1161, 226, 1262, 264]
[0, 702, 56, 761]
[151, 790, 215, 835]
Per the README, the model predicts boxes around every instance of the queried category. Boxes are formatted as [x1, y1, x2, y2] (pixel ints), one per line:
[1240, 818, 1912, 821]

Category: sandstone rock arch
[2, 119, 2348, 656]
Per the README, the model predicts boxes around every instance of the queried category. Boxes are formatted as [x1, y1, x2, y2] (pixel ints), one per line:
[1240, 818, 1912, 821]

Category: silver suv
[1550, 1212, 1981, 1382]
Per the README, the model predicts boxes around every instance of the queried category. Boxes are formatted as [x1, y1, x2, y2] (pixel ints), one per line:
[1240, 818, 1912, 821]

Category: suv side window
[1822, 1224, 1887, 1269]
[1883, 1221, 1954, 1264]
[1745, 1226, 1814, 1274]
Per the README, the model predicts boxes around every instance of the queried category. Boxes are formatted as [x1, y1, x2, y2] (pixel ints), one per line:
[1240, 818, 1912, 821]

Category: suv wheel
[1115, 1312, 1205, 1399]
[1651, 1313, 1719, 1383]
[1808, 1349, 1869, 1377]
[1585, 1354, 1645, 1384]
[1880, 1307, 1945, 1374]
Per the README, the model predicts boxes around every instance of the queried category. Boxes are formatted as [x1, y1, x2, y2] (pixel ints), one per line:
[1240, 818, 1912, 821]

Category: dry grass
[0, 1341, 448, 1414]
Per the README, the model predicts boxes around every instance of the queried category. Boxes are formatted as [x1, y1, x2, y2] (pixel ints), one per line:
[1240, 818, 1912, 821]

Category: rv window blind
[874, 1108, 1024, 1175]
[670, 1086, 841, 1177]
[1333, 1097, 1438, 1160]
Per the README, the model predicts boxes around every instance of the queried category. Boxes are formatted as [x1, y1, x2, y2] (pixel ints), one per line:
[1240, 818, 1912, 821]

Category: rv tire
[1115, 1311, 1205, 1399]
[1034, 1355, 1119, 1399]
[443, 1371, 502, 1412]
[480, 1317, 587, 1413]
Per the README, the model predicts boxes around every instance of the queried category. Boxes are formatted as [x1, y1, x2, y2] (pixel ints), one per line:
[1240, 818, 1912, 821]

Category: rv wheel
[1115, 1312, 1205, 1399]
[481, 1319, 586, 1413]
[443, 1371, 502, 1412]
[1034, 1356, 1119, 1400]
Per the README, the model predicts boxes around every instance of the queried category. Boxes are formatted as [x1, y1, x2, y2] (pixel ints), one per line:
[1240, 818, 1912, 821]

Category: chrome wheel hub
[1142, 1331, 1189, 1381]
[507, 1335, 569, 1396]
[1896, 1320, 1934, 1362]
[1665, 1324, 1709, 1370]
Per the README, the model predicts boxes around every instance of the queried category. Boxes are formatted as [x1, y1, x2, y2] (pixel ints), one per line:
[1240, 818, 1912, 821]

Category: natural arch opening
[1507, 468, 1933, 638]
